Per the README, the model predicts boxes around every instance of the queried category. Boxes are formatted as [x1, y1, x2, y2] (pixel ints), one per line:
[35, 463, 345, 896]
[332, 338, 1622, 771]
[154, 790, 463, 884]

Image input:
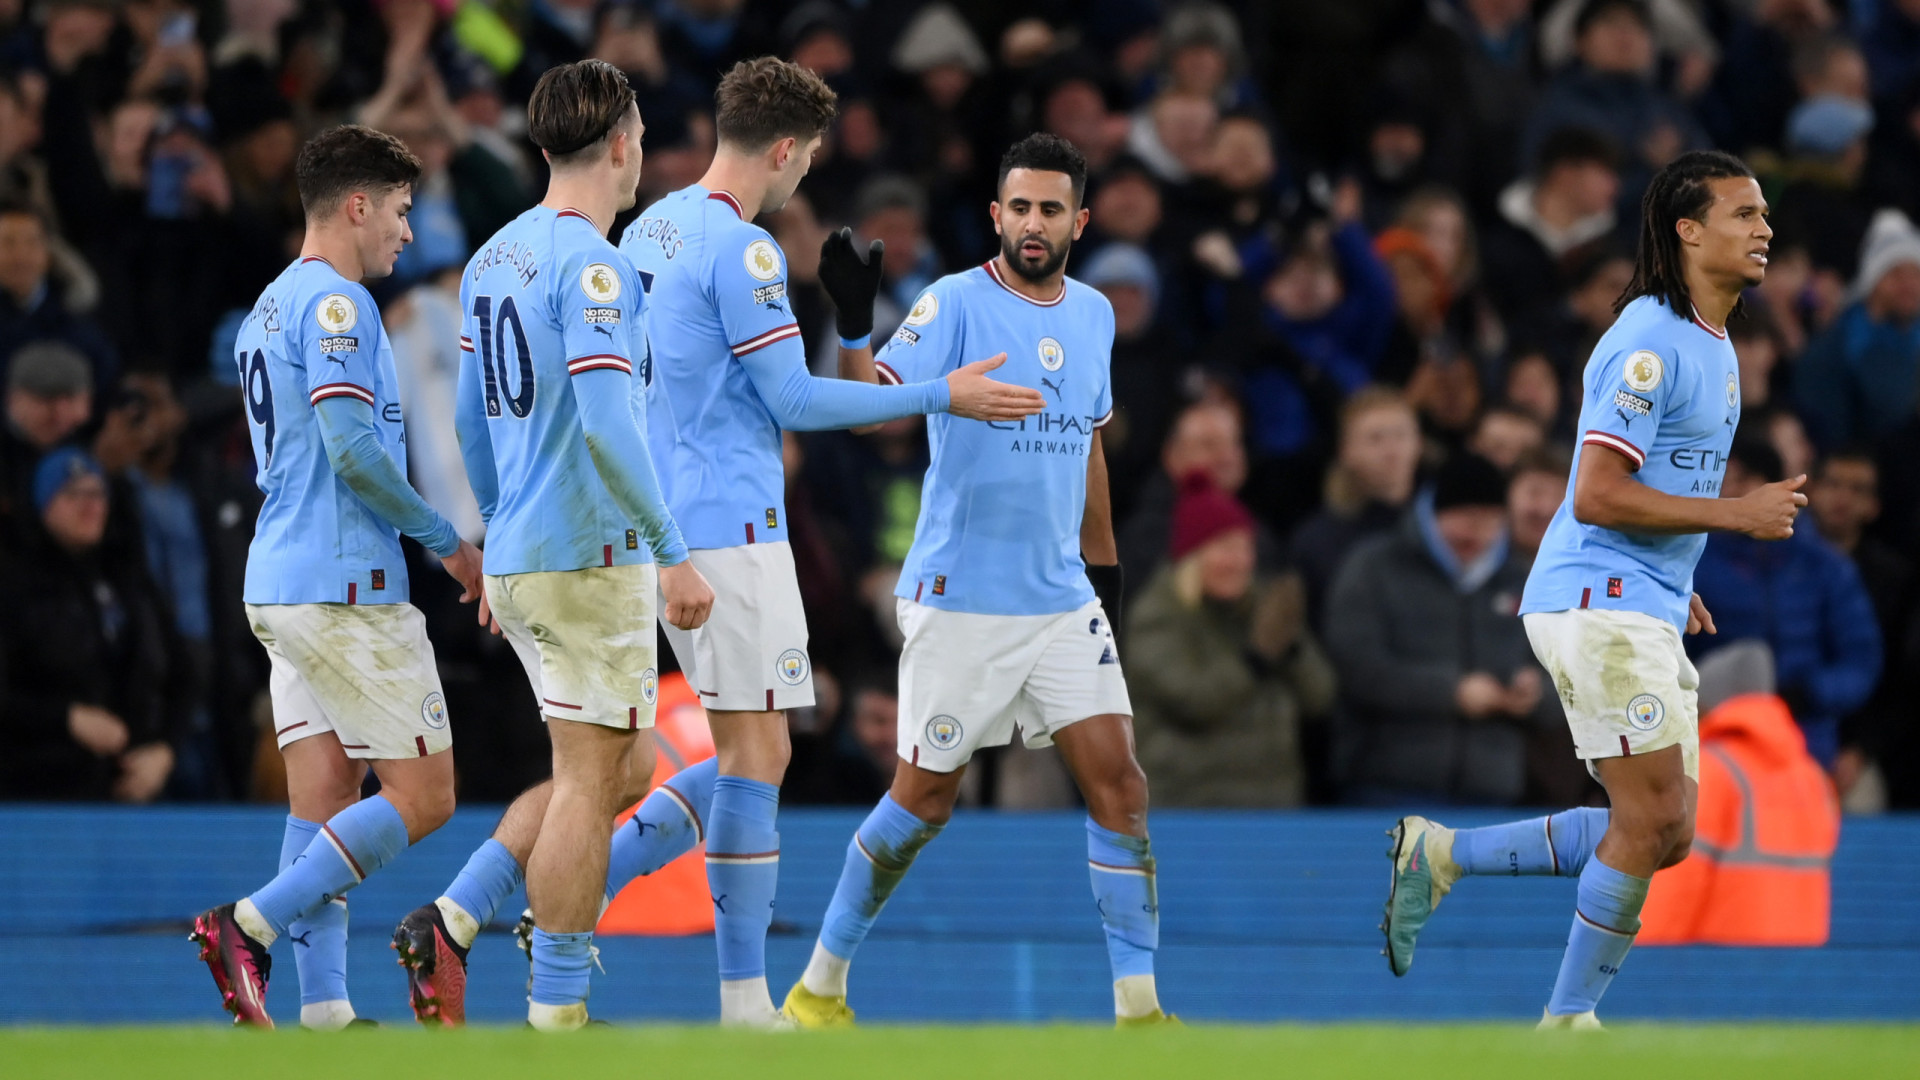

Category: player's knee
[1087, 759, 1149, 833]
[1660, 822, 1695, 868]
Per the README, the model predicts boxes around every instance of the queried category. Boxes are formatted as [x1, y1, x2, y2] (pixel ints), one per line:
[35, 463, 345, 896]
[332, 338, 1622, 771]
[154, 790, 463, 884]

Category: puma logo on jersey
[1040, 376, 1064, 401]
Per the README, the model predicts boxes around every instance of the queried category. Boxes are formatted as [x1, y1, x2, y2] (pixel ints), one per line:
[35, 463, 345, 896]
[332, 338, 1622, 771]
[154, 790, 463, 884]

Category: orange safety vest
[1639, 693, 1839, 946]
[597, 671, 717, 936]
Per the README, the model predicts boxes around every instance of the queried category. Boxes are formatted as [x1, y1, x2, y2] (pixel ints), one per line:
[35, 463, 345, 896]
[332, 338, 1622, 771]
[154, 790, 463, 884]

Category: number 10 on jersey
[472, 294, 535, 419]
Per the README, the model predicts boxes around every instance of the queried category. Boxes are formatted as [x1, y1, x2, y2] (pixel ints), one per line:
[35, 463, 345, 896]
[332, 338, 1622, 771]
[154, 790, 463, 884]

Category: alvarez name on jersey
[1520, 295, 1741, 631]
[878, 260, 1115, 617]
[238, 255, 420, 605]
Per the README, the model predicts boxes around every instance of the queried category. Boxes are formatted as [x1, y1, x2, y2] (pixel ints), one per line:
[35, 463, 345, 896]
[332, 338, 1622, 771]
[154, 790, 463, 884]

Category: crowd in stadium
[0, 0, 1915, 812]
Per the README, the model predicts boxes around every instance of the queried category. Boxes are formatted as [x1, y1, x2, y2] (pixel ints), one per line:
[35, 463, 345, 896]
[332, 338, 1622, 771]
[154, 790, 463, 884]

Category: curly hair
[714, 57, 838, 152]
[997, 132, 1089, 205]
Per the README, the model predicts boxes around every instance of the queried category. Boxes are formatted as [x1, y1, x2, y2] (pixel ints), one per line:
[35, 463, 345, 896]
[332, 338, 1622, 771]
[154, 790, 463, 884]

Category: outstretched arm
[736, 332, 950, 431]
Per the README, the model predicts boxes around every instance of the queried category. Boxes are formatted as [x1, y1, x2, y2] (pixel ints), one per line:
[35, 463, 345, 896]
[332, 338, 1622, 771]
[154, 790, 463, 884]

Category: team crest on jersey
[640, 668, 658, 705]
[581, 263, 621, 303]
[776, 648, 810, 686]
[1624, 350, 1664, 392]
[744, 239, 781, 282]
[1726, 372, 1739, 409]
[1626, 693, 1665, 731]
[905, 293, 938, 326]
[317, 293, 357, 334]
[421, 692, 448, 730]
[926, 715, 963, 750]
[1038, 337, 1065, 371]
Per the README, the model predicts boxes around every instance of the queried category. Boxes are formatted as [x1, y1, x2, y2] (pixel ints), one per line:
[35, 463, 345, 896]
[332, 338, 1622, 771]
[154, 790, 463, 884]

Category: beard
[1001, 230, 1071, 281]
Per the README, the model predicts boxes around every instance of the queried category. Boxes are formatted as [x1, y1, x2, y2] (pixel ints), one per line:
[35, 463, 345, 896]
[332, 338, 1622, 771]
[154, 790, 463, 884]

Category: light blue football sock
[249, 795, 408, 938]
[606, 757, 719, 902]
[441, 838, 523, 931]
[1458, 807, 1608, 877]
[279, 815, 349, 1006]
[1087, 820, 1158, 981]
[817, 794, 944, 961]
[706, 775, 780, 982]
[1546, 858, 1649, 1016]
[529, 928, 595, 1006]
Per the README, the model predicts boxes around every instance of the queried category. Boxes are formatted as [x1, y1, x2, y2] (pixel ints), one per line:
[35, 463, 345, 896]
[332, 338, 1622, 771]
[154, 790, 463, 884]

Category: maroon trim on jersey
[766, 689, 775, 711]
[1619, 736, 1633, 757]
[310, 382, 375, 407]
[1582, 430, 1645, 470]
[1093, 407, 1115, 429]
[731, 324, 801, 356]
[459, 336, 474, 353]
[745, 522, 756, 544]
[707, 190, 744, 218]
[629, 707, 639, 731]
[300, 255, 336, 268]
[914, 580, 923, 602]
[983, 258, 1065, 306]
[603, 544, 613, 567]
[347, 582, 357, 605]
[555, 207, 595, 226]
[874, 360, 903, 385]
[1690, 303, 1728, 339]
[1580, 587, 1591, 609]
[275, 721, 309, 737]
[568, 354, 632, 377]
[416, 736, 429, 757]
[542, 697, 583, 711]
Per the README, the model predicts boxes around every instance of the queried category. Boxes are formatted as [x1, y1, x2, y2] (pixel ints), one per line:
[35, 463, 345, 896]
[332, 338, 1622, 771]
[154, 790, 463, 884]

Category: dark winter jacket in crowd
[1690, 528, 1882, 768]
[0, 527, 182, 799]
[1323, 512, 1560, 805]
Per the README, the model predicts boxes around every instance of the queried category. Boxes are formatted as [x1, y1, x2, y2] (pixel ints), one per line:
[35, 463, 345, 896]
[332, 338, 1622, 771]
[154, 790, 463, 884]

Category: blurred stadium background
[1, 0, 1919, 1029]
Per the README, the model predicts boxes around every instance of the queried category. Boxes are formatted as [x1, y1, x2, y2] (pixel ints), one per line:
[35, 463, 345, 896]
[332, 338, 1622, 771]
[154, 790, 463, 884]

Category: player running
[190, 125, 487, 1029]
[392, 60, 712, 1032]
[1381, 151, 1807, 1027]
[777, 133, 1171, 1028]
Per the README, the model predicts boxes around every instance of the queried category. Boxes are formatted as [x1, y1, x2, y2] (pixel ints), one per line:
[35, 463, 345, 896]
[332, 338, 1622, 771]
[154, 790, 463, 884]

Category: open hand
[945, 354, 1046, 421]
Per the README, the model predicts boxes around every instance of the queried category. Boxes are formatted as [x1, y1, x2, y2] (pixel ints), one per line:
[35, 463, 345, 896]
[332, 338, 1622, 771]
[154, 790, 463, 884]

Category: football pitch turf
[4, 1024, 1917, 1079]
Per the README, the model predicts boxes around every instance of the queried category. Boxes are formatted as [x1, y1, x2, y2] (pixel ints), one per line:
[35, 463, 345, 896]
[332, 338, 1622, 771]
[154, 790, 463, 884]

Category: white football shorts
[249, 601, 451, 760]
[488, 562, 660, 730]
[896, 598, 1133, 773]
[1524, 607, 1700, 781]
[659, 541, 814, 713]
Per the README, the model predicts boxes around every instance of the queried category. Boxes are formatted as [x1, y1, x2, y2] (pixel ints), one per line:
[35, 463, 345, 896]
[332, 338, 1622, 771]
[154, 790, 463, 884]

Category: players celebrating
[190, 125, 487, 1029]
[394, 60, 710, 1032]
[1382, 151, 1807, 1027]
[780, 134, 1171, 1028]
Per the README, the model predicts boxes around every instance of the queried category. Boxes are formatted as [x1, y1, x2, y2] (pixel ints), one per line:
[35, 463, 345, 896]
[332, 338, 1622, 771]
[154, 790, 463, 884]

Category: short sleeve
[714, 227, 802, 361]
[303, 283, 382, 408]
[1092, 297, 1115, 428]
[1580, 345, 1676, 471]
[874, 283, 962, 385]
[558, 246, 638, 378]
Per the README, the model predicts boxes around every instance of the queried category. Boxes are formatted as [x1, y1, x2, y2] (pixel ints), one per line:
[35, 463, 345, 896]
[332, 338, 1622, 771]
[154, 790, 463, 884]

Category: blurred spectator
[1128, 473, 1336, 807]
[1504, 350, 1568, 437]
[1153, 2, 1259, 111]
[1637, 693, 1840, 946]
[0, 448, 179, 801]
[1691, 437, 1880, 768]
[1860, 0, 1920, 115]
[1127, 91, 1217, 186]
[1481, 127, 1623, 327]
[1290, 387, 1421, 628]
[1083, 243, 1182, 520]
[1524, 0, 1709, 206]
[1508, 447, 1571, 559]
[1517, 245, 1636, 381]
[1763, 79, 1877, 277]
[0, 340, 91, 532]
[387, 270, 482, 543]
[1118, 400, 1281, 583]
[0, 199, 116, 387]
[1808, 449, 1919, 809]
[1325, 453, 1560, 805]
[1702, 0, 1841, 155]
[1730, 305, 1784, 410]
[1469, 404, 1546, 471]
[1044, 76, 1129, 174]
[1794, 210, 1920, 450]
[1373, 225, 1457, 386]
[1539, 0, 1718, 87]
[785, 681, 895, 806]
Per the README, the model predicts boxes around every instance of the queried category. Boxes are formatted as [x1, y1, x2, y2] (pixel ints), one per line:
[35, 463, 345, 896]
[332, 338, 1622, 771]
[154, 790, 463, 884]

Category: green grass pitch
[4, 1024, 1917, 1080]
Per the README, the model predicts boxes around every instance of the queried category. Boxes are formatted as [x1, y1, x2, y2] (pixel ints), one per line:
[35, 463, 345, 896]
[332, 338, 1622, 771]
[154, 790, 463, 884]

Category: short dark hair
[1816, 444, 1877, 476]
[997, 132, 1089, 205]
[295, 124, 421, 219]
[528, 59, 637, 165]
[1575, 0, 1651, 38]
[714, 57, 838, 153]
[1535, 126, 1620, 178]
[0, 196, 45, 228]
[1615, 149, 1756, 318]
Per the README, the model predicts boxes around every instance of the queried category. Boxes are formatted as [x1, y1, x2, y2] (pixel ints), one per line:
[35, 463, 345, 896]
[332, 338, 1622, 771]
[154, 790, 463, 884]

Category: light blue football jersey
[619, 185, 947, 551]
[879, 261, 1116, 616]
[239, 256, 415, 605]
[1520, 295, 1742, 630]
[457, 205, 679, 575]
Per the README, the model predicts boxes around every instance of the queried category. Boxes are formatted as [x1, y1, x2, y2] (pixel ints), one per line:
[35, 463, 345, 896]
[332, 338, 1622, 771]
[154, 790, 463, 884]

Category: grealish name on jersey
[468, 238, 540, 287]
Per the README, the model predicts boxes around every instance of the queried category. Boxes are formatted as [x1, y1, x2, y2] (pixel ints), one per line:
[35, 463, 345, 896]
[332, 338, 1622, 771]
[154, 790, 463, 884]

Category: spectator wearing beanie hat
[1324, 453, 1566, 805]
[1126, 472, 1337, 807]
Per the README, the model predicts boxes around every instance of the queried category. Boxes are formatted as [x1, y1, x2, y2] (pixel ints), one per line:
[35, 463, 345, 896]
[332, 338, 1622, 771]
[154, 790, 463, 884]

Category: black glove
[818, 226, 885, 341]
[1086, 561, 1124, 634]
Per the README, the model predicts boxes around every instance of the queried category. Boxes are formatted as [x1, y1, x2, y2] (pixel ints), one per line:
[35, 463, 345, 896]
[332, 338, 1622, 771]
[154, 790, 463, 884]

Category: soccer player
[392, 60, 713, 1032]
[1381, 151, 1808, 1027]
[781, 133, 1171, 1028]
[405, 56, 1038, 1031]
[190, 125, 487, 1029]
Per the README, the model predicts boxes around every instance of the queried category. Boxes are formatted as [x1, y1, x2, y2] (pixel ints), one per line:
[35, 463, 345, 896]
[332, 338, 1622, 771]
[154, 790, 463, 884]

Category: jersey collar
[554, 206, 597, 228]
[983, 258, 1065, 306]
[705, 188, 745, 219]
[1689, 302, 1728, 339]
